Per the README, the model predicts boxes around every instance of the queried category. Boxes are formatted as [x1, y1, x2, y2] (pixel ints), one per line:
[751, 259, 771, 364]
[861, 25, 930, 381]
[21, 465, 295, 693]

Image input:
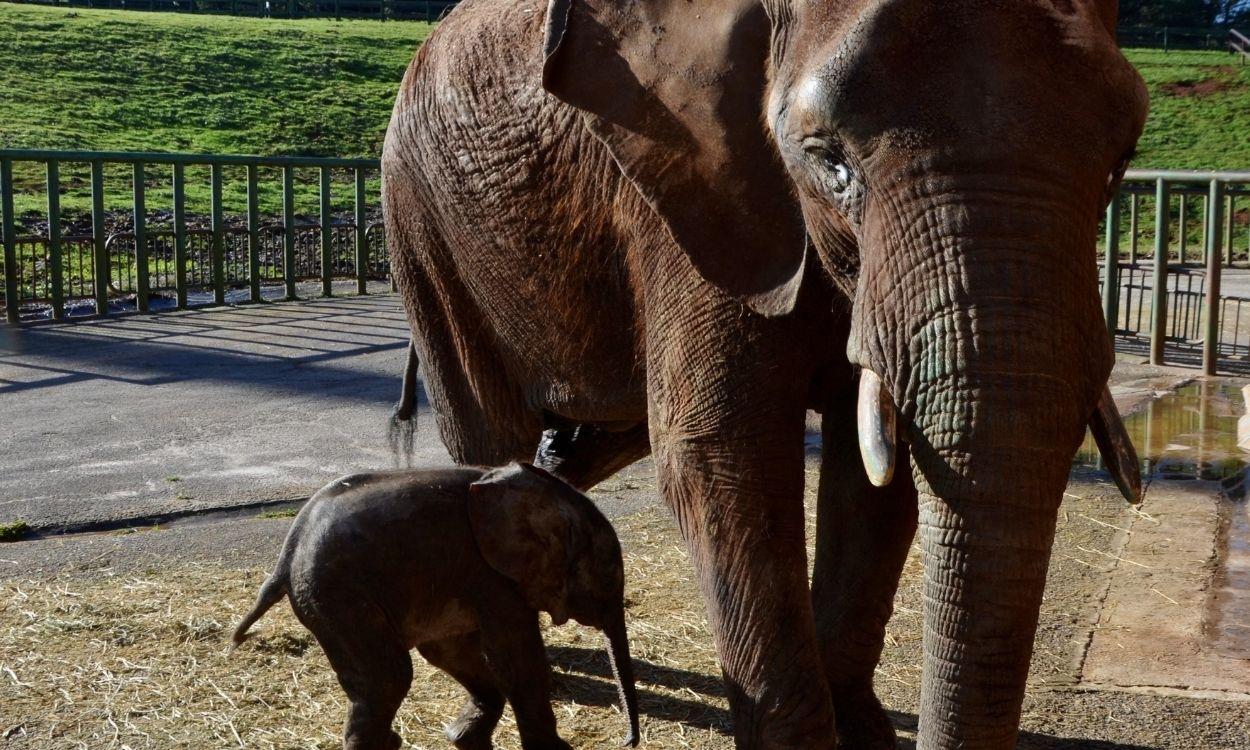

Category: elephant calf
[232, 463, 640, 750]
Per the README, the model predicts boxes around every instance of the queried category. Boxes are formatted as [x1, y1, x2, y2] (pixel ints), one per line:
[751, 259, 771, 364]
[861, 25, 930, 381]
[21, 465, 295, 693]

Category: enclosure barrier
[0, 149, 384, 324]
[1116, 25, 1250, 52]
[4, 154, 1250, 372]
[1100, 170, 1250, 375]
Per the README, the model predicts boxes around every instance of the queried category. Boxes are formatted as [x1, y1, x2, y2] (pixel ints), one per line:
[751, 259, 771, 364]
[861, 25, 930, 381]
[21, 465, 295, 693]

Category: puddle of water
[1074, 382, 1250, 660]
[1074, 383, 1250, 496]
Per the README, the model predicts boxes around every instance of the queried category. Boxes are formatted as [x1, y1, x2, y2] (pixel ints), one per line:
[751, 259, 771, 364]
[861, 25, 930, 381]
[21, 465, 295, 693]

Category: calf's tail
[230, 510, 307, 651]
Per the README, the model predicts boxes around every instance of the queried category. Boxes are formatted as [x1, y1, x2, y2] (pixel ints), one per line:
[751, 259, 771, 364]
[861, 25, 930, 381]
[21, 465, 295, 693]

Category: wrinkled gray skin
[233, 463, 640, 750]
[381, 0, 1148, 748]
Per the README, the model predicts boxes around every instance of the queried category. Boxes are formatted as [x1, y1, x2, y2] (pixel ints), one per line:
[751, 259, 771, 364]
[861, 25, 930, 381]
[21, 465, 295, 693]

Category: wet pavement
[1077, 380, 1250, 697]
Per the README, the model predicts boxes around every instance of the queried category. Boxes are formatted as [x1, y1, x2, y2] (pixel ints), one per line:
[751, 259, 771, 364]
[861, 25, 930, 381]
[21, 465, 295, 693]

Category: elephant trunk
[903, 331, 1093, 749]
[603, 607, 640, 747]
[847, 184, 1117, 748]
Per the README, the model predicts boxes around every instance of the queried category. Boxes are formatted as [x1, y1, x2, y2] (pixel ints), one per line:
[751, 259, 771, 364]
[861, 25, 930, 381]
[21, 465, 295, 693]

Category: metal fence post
[1201, 195, 1209, 264]
[173, 163, 188, 309]
[247, 163, 261, 303]
[1178, 193, 1188, 263]
[211, 163, 225, 305]
[1150, 179, 1170, 365]
[354, 167, 367, 295]
[320, 166, 333, 297]
[1226, 194, 1235, 267]
[1, 158, 16, 324]
[1103, 194, 1122, 339]
[1129, 192, 1139, 265]
[91, 160, 109, 316]
[134, 161, 150, 312]
[47, 160, 64, 320]
[283, 165, 297, 300]
[1203, 180, 1225, 375]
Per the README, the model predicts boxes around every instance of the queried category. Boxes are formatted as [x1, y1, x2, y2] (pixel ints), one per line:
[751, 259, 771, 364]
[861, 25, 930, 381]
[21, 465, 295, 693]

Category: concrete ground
[1, 297, 1248, 749]
[0, 294, 448, 532]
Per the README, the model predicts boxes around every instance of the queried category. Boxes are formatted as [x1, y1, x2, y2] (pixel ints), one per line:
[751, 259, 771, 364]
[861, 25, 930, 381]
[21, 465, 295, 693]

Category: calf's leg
[418, 632, 505, 750]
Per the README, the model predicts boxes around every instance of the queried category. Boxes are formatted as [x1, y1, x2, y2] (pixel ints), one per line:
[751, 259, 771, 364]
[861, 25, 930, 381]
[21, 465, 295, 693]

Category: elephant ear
[542, 0, 806, 317]
[468, 463, 576, 622]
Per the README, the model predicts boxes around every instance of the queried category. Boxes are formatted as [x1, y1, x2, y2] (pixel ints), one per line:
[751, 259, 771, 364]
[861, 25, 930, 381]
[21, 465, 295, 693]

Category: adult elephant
[381, 0, 1146, 748]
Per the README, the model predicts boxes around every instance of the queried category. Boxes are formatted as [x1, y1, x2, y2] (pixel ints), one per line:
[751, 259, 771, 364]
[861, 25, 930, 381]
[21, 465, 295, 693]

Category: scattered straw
[0, 511, 735, 750]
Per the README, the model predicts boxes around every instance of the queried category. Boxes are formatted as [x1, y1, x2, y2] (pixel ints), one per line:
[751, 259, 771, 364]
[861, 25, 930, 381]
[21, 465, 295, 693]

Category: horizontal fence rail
[1099, 170, 1250, 375]
[1117, 24, 1249, 51]
[0, 149, 388, 323]
[4, 152, 1250, 373]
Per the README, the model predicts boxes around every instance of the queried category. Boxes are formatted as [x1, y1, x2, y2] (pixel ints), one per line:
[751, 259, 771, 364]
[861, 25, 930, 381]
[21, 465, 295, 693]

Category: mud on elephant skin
[231, 463, 639, 750]
[382, 0, 1147, 748]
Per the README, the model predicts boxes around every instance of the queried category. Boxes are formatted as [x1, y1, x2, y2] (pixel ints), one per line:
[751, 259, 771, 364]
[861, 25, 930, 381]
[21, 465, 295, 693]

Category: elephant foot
[832, 687, 896, 750]
[445, 697, 502, 750]
[345, 728, 403, 750]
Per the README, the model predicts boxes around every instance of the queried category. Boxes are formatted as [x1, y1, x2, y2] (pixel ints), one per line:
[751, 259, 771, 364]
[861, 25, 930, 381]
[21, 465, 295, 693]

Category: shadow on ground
[549, 645, 1159, 749]
[0, 298, 411, 404]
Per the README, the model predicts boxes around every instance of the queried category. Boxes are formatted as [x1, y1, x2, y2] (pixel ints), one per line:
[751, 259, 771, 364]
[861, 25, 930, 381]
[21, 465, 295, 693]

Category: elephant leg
[645, 306, 835, 748]
[533, 421, 651, 491]
[810, 377, 918, 750]
[418, 632, 505, 750]
[316, 625, 412, 750]
[477, 607, 572, 750]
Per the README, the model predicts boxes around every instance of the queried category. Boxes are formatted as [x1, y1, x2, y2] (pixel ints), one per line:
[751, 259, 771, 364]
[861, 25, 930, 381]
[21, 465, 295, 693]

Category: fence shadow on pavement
[0, 295, 413, 404]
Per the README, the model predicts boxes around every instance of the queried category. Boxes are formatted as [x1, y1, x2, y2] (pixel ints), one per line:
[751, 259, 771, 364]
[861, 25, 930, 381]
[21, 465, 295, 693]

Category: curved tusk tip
[864, 459, 894, 488]
[857, 370, 898, 488]
[1117, 471, 1144, 506]
[1090, 385, 1144, 506]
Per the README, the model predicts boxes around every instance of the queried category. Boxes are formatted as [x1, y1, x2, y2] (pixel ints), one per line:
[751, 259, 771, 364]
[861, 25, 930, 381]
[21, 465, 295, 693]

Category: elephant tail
[230, 510, 305, 651]
[388, 338, 420, 466]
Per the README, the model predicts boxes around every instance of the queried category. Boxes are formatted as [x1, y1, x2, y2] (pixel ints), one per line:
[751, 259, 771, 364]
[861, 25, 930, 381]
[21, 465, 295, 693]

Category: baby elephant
[232, 462, 639, 750]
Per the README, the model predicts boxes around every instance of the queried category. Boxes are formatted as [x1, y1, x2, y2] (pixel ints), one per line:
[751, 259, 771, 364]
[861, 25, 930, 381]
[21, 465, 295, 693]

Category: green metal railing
[4, 152, 1250, 373]
[1117, 25, 1247, 52]
[0, 149, 385, 323]
[1101, 170, 1250, 375]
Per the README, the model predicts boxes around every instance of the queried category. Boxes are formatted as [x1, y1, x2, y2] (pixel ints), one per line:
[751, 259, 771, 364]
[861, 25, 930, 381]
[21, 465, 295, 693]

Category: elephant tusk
[857, 369, 897, 487]
[1089, 385, 1144, 505]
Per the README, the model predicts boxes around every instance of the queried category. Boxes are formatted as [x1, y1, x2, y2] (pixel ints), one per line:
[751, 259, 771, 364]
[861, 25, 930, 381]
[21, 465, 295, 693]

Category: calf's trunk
[604, 609, 640, 746]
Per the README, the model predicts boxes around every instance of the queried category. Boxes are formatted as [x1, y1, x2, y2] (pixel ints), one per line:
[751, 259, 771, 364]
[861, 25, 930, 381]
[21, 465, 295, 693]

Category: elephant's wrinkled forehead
[783, 0, 1146, 158]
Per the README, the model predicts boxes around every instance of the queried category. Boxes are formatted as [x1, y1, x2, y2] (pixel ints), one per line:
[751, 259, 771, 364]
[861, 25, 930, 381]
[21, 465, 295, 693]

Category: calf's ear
[467, 464, 574, 620]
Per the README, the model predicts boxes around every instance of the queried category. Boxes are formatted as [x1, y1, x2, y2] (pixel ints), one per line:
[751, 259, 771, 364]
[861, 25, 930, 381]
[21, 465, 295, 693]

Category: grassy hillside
[0, 3, 428, 156]
[1128, 49, 1250, 171]
[0, 2, 429, 215]
[0, 2, 1247, 215]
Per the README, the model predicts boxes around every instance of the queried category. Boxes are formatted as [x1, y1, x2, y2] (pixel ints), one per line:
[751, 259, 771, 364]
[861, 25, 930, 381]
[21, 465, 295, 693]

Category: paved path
[0, 295, 452, 531]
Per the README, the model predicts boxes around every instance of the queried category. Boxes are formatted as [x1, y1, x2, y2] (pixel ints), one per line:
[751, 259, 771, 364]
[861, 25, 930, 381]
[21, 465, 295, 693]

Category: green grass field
[1128, 49, 1250, 171]
[0, 2, 1247, 216]
[0, 2, 430, 215]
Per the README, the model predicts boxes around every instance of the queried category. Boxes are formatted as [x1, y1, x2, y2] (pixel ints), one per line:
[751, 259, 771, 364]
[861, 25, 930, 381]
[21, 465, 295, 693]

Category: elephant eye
[803, 140, 854, 195]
